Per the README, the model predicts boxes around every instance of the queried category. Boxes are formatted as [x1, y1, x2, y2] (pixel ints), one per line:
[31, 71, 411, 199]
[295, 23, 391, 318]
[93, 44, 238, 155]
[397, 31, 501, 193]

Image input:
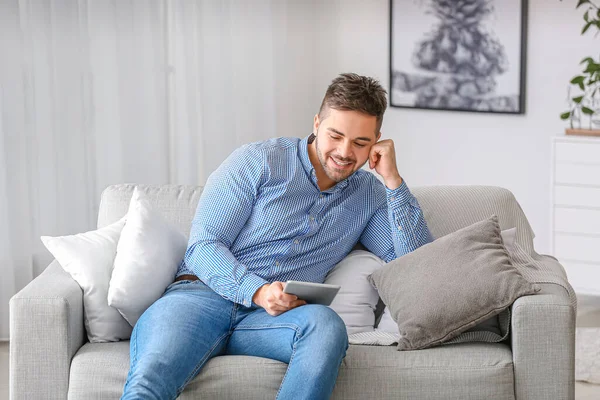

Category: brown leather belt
[174, 274, 200, 283]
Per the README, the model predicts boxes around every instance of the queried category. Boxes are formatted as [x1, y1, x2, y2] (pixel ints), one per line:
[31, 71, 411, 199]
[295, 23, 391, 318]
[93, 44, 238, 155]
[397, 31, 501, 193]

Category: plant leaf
[561, 112, 572, 120]
[571, 76, 585, 84]
[577, 0, 590, 8]
[573, 95, 585, 103]
[582, 21, 593, 34]
[585, 9, 590, 22]
[581, 57, 595, 65]
[584, 62, 600, 73]
[582, 106, 595, 114]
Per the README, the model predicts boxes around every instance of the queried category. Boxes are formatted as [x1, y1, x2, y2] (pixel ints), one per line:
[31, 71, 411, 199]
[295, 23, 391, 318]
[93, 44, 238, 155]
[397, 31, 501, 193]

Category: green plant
[560, 0, 600, 129]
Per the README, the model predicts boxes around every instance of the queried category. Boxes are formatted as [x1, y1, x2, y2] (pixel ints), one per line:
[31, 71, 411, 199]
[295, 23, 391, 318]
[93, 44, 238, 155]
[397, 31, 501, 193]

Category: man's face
[313, 108, 380, 183]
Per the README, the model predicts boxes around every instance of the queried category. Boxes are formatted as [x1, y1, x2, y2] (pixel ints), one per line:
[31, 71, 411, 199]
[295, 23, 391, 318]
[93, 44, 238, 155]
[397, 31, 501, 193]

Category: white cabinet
[551, 136, 600, 294]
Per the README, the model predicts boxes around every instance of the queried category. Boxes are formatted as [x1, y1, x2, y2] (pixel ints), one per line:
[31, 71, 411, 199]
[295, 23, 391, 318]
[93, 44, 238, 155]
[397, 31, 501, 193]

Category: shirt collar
[298, 134, 314, 178]
[298, 134, 351, 192]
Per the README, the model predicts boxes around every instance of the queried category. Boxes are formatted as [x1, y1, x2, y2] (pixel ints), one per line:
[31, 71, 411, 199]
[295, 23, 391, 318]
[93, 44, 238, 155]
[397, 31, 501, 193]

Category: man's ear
[313, 114, 320, 133]
[376, 131, 382, 141]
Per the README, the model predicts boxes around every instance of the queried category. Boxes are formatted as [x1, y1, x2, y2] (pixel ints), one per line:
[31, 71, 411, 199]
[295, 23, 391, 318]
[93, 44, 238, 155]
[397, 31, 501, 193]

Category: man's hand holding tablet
[252, 281, 307, 316]
[252, 281, 341, 316]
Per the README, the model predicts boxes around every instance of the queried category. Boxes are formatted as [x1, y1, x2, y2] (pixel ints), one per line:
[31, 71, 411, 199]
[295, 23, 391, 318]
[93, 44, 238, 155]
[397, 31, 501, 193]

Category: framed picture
[389, 0, 527, 114]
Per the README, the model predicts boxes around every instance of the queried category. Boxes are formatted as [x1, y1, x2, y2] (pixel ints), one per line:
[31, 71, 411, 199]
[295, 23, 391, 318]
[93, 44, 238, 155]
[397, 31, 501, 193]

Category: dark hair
[318, 73, 388, 134]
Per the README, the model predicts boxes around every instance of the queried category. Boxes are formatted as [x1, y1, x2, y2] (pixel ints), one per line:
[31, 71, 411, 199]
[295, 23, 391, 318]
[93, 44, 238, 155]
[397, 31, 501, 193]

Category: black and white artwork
[389, 0, 527, 114]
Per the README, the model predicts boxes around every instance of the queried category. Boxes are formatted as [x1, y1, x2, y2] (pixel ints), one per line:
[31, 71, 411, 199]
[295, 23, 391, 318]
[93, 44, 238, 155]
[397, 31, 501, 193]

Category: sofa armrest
[9, 260, 86, 400]
[511, 282, 575, 400]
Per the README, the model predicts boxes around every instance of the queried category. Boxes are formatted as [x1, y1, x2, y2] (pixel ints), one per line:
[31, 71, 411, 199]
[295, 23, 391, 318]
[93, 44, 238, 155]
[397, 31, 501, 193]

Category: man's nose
[338, 141, 353, 159]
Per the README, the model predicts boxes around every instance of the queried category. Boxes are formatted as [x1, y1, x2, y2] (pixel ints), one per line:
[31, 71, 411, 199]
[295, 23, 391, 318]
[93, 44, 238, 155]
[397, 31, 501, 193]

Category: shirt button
[310, 216, 315, 221]
[294, 240, 299, 244]
[319, 194, 324, 198]
[390, 197, 396, 201]
[397, 224, 403, 230]
[275, 261, 280, 266]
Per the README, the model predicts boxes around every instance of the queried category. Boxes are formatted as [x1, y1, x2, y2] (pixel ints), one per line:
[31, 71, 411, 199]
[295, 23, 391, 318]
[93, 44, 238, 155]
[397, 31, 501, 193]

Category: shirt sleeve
[359, 179, 433, 263]
[184, 144, 269, 307]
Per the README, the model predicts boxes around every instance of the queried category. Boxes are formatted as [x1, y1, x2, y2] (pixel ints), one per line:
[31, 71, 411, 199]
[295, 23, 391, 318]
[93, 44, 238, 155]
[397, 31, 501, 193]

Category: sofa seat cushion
[336, 343, 515, 400]
[68, 341, 514, 399]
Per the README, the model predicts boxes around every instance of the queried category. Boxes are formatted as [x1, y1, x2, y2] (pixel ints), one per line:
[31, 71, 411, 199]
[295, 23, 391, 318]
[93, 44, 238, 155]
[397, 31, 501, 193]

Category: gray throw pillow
[375, 227, 518, 337]
[367, 215, 540, 351]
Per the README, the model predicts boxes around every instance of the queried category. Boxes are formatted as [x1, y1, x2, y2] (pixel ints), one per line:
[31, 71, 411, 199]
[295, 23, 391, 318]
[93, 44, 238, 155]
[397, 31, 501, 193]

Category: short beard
[314, 134, 356, 183]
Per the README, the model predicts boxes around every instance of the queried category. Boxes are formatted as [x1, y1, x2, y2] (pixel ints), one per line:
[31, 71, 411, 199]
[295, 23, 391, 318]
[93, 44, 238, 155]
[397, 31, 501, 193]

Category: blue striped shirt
[176, 135, 433, 307]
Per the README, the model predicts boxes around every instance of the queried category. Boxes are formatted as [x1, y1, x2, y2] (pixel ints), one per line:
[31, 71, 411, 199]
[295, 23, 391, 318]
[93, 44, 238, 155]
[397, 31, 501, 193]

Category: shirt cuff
[386, 179, 413, 209]
[237, 273, 269, 308]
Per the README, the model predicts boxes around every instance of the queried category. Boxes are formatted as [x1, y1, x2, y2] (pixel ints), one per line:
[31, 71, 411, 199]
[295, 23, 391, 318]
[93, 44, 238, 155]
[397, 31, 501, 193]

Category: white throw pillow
[41, 217, 132, 343]
[376, 307, 398, 334]
[108, 188, 188, 326]
[325, 250, 385, 335]
[375, 227, 519, 335]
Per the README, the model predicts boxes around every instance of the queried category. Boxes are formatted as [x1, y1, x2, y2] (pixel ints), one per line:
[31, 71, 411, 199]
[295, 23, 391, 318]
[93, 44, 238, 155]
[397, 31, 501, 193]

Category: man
[121, 73, 433, 399]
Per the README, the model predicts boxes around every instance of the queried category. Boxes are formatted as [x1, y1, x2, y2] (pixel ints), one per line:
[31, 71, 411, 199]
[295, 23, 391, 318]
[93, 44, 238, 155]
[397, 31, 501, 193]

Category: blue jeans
[120, 279, 349, 400]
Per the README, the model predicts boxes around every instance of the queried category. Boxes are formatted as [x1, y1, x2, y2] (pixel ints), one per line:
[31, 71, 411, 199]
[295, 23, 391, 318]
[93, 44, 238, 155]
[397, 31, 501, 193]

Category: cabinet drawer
[562, 261, 600, 294]
[555, 163, 600, 186]
[554, 234, 600, 263]
[554, 186, 600, 208]
[555, 141, 600, 164]
[555, 208, 600, 235]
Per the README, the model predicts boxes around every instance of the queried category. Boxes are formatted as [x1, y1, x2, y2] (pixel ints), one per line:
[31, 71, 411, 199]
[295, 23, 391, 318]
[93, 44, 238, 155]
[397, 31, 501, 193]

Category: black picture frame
[389, 0, 528, 114]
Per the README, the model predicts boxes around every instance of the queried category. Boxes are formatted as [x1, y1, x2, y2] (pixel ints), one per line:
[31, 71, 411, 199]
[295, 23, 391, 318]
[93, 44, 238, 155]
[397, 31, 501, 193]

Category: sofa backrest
[411, 185, 535, 253]
[98, 183, 535, 252]
[97, 184, 203, 237]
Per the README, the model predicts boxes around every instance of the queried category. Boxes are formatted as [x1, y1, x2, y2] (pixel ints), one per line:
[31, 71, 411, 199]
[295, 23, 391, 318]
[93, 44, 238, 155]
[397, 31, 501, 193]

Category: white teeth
[332, 158, 351, 166]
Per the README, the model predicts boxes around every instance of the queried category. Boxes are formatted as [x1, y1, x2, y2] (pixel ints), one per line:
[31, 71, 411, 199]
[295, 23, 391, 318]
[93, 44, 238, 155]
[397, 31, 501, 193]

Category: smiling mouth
[330, 156, 354, 169]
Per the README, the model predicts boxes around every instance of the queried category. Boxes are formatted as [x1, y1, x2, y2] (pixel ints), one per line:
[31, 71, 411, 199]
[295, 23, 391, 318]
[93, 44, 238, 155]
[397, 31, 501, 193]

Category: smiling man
[121, 73, 433, 400]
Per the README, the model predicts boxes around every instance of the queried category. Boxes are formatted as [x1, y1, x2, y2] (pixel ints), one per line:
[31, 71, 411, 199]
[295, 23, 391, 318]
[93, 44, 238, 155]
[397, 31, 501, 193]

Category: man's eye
[330, 135, 341, 140]
[355, 143, 366, 148]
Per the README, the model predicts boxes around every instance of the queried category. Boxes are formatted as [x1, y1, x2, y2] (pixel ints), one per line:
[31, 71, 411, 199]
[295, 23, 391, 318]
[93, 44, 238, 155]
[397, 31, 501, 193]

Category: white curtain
[0, 0, 320, 340]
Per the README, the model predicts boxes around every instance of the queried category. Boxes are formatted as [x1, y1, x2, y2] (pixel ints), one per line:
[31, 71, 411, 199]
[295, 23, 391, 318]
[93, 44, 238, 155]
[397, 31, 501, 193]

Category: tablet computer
[283, 280, 341, 306]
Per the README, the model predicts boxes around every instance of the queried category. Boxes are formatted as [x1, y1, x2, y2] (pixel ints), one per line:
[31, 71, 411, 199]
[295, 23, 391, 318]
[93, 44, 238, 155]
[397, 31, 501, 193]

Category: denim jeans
[120, 279, 349, 400]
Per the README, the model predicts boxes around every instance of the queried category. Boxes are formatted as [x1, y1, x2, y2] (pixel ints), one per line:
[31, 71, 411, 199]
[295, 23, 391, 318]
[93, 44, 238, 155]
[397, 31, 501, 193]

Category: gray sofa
[10, 184, 576, 399]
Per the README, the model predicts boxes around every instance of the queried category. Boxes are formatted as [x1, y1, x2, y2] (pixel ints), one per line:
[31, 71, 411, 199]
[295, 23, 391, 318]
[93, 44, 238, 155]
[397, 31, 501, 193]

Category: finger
[281, 294, 300, 304]
[289, 299, 307, 308]
[273, 290, 299, 303]
[273, 281, 298, 300]
[266, 303, 288, 313]
[266, 309, 283, 317]
[267, 293, 291, 306]
[273, 298, 301, 309]
[274, 281, 301, 302]
[271, 281, 285, 294]
[370, 153, 379, 169]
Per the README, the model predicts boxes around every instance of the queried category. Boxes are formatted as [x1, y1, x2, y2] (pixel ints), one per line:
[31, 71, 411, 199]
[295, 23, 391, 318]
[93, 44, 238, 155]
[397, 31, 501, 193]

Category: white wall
[0, 0, 326, 339]
[311, 0, 599, 254]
